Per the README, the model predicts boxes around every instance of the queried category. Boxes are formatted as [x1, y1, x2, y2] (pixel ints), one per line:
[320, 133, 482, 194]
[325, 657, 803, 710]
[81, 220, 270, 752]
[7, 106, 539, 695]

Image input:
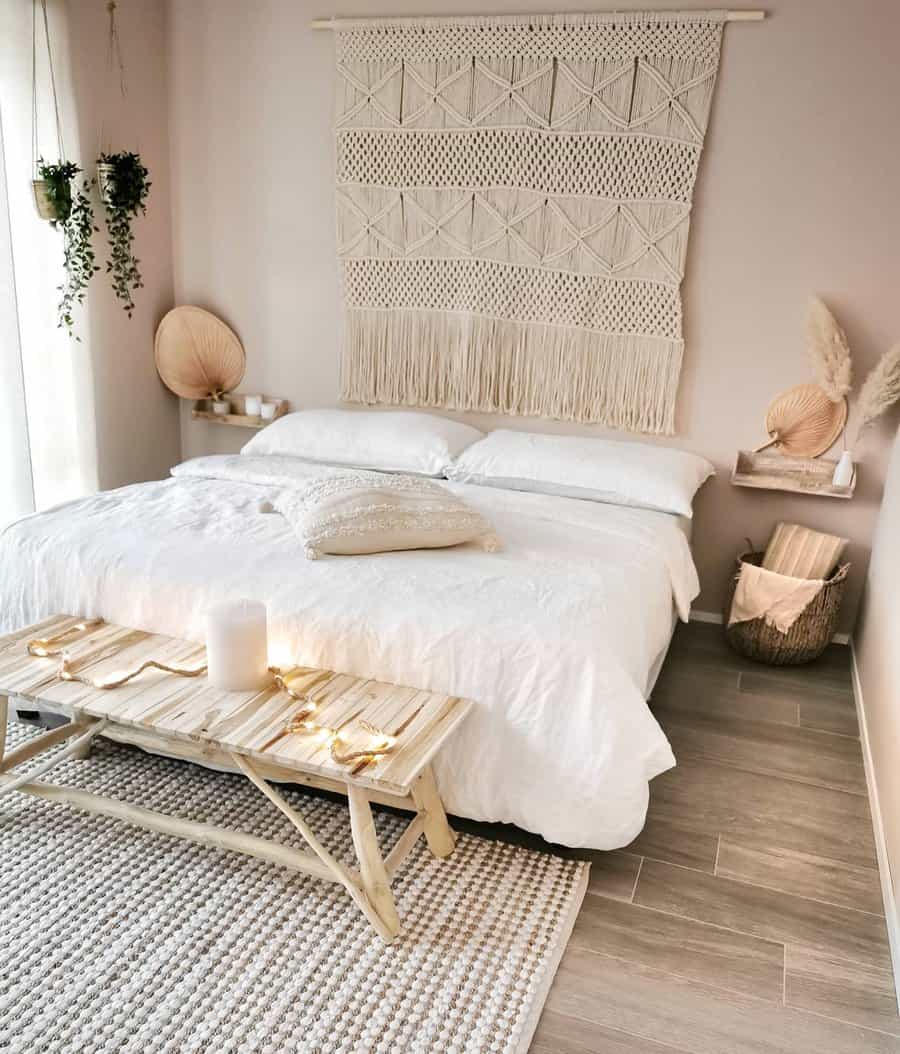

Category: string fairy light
[264, 666, 398, 768]
[27, 619, 105, 657]
[28, 620, 206, 688]
[330, 720, 396, 766]
[56, 652, 207, 690]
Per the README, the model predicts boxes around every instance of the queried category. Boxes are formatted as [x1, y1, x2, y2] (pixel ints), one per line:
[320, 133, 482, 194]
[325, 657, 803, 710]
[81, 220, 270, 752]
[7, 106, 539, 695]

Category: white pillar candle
[260, 401, 278, 421]
[244, 395, 262, 417]
[206, 599, 269, 691]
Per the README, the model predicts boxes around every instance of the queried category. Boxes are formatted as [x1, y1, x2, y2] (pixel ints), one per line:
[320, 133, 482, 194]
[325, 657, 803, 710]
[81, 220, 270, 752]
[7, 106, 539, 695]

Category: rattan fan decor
[756, 383, 847, 458]
[154, 306, 246, 399]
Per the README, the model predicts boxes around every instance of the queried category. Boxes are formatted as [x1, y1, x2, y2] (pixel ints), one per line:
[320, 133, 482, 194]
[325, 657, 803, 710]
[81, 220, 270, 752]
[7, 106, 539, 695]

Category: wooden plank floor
[462, 622, 898, 1053]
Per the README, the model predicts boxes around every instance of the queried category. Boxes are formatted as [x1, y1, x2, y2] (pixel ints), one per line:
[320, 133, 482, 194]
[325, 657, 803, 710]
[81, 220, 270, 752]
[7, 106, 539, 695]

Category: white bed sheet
[0, 454, 700, 848]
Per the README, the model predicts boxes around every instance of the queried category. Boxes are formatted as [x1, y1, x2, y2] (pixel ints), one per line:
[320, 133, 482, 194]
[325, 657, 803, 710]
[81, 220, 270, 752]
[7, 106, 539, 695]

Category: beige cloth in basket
[729, 563, 825, 634]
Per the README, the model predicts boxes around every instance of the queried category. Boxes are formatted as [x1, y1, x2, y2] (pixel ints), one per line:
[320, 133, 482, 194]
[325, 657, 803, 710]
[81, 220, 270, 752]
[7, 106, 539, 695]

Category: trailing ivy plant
[36, 159, 100, 338]
[97, 151, 151, 318]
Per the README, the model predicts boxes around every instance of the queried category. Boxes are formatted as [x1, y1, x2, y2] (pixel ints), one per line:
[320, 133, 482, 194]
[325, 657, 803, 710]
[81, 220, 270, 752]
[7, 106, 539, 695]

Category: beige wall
[854, 425, 900, 975]
[68, 0, 180, 490]
[167, 0, 900, 632]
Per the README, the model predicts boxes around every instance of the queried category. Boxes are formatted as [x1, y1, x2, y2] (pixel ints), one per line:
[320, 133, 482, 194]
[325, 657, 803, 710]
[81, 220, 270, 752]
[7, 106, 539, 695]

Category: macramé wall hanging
[326, 11, 752, 433]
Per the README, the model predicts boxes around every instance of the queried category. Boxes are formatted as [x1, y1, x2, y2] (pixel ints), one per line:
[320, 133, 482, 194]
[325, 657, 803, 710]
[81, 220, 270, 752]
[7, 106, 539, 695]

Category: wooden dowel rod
[0, 721, 107, 796]
[1, 775, 339, 881]
[310, 11, 766, 29]
[0, 718, 94, 774]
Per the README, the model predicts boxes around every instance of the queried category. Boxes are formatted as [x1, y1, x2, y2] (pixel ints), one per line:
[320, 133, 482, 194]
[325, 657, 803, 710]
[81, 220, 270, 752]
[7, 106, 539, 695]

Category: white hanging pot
[32, 179, 56, 219]
[31, 178, 69, 222]
[96, 161, 117, 206]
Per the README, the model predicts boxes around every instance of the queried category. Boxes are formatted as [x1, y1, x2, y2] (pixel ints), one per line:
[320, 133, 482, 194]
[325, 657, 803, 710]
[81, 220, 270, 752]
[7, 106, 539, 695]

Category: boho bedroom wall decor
[330, 11, 738, 433]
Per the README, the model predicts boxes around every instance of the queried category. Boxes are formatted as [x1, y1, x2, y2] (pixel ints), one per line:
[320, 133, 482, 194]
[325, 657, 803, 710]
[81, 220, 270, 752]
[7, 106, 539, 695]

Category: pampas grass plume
[807, 296, 852, 402]
[852, 343, 900, 449]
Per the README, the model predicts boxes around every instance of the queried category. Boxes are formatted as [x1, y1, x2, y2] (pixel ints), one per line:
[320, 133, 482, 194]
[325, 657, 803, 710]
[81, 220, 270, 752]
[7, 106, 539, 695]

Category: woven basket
[724, 551, 849, 666]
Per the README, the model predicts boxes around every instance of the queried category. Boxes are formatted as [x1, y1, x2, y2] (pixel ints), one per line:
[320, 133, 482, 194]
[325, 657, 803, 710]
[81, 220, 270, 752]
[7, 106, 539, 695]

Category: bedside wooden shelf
[192, 394, 290, 430]
[731, 450, 856, 499]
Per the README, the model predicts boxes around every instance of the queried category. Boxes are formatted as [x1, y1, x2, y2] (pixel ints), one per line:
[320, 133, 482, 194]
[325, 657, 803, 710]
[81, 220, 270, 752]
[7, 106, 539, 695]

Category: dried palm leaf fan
[154, 307, 245, 399]
[755, 383, 847, 458]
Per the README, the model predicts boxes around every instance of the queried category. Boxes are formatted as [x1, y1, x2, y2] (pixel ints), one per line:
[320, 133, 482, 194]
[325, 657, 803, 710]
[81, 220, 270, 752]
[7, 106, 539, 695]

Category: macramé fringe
[341, 310, 683, 435]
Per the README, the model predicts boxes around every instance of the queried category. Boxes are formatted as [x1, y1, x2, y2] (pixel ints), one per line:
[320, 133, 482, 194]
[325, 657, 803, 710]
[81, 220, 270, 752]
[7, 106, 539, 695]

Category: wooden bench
[0, 615, 474, 942]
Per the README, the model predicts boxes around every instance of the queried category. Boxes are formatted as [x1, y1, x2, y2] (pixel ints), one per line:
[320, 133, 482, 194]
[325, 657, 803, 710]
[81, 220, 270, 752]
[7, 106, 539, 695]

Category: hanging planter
[92, 2, 150, 319]
[96, 151, 150, 318]
[31, 0, 73, 226]
[34, 160, 100, 337]
[29, 0, 99, 338]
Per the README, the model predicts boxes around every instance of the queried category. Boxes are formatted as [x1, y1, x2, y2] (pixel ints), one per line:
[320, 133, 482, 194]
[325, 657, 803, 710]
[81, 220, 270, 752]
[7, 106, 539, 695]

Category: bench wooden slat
[0, 616, 474, 796]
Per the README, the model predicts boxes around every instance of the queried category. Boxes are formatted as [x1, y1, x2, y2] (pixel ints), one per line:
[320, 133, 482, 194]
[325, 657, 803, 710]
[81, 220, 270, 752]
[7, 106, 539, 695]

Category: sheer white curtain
[0, 0, 98, 523]
[0, 107, 35, 528]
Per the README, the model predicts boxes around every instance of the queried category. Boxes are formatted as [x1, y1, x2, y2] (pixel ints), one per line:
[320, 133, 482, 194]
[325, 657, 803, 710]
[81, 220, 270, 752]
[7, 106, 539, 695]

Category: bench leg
[411, 764, 456, 859]
[231, 752, 398, 942]
[70, 735, 94, 760]
[348, 784, 401, 937]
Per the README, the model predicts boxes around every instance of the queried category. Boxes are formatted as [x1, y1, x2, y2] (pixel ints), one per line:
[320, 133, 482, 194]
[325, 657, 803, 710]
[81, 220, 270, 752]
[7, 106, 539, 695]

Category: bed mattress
[0, 455, 700, 848]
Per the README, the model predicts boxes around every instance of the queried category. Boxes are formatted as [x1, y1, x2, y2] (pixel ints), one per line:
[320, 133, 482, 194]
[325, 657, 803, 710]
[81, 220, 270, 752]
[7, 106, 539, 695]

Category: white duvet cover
[0, 454, 700, 848]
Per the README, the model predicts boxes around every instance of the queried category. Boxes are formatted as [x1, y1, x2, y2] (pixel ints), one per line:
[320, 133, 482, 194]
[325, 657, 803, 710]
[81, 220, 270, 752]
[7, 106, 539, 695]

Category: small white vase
[832, 451, 854, 488]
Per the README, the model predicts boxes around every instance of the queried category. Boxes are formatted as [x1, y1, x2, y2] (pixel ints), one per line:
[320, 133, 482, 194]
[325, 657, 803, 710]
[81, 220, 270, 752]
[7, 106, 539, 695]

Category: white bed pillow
[446, 430, 714, 518]
[241, 409, 483, 477]
[273, 471, 499, 559]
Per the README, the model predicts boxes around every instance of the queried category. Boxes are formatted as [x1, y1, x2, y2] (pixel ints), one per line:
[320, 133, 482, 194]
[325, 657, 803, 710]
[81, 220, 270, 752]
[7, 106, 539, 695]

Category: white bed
[0, 453, 700, 849]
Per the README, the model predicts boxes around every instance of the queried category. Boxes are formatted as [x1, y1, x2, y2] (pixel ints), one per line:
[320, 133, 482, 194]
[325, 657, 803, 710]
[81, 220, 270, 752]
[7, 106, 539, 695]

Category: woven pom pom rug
[0, 721, 587, 1054]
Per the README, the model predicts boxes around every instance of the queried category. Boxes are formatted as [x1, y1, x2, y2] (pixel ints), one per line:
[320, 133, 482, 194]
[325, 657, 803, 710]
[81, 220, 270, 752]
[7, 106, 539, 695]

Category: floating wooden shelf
[192, 394, 290, 430]
[731, 450, 856, 499]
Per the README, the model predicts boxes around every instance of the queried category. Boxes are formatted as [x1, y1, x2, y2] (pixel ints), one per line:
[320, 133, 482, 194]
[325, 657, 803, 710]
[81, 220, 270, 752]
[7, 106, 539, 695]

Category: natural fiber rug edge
[513, 860, 589, 1054]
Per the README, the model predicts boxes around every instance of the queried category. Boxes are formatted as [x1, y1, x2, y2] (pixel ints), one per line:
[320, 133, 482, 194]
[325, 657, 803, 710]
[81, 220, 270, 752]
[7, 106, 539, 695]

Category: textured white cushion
[241, 409, 483, 477]
[447, 430, 714, 518]
[274, 471, 499, 560]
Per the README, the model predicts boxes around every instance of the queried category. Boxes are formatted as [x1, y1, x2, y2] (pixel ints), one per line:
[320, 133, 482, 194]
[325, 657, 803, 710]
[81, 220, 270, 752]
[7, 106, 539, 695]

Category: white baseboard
[850, 640, 900, 1009]
[688, 609, 849, 645]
